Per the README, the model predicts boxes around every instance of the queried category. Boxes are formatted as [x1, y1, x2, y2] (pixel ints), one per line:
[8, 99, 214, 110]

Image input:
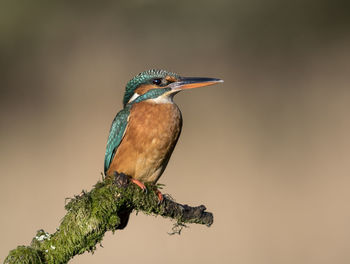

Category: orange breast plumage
[106, 101, 182, 183]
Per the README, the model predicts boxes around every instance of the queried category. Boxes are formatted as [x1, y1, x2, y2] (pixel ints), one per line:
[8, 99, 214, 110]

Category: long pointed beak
[169, 77, 224, 91]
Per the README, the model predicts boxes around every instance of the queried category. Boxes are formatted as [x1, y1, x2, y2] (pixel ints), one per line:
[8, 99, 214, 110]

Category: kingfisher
[104, 69, 223, 201]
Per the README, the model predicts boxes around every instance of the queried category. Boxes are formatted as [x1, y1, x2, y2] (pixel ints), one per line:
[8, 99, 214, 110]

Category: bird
[104, 69, 223, 201]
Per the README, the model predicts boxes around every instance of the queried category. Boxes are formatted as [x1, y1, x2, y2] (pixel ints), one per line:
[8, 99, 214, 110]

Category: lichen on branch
[4, 175, 213, 264]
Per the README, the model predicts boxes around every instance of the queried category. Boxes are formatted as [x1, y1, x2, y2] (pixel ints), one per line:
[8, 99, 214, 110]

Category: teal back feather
[104, 106, 130, 173]
[123, 69, 179, 107]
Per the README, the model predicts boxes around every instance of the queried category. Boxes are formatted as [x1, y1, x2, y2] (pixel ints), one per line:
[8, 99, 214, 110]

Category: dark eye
[152, 78, 162, 85]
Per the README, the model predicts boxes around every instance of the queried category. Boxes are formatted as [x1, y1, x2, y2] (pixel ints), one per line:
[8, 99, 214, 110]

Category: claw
[131, 178, 147, 192]
[155, 189, 164, 204]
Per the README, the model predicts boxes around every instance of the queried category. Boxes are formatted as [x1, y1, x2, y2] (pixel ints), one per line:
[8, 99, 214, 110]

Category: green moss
[4, 178, 212, 264]
[4, 246, 43, 264]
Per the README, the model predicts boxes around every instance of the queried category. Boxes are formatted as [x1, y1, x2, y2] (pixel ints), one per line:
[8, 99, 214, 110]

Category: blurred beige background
[1, 1, 350, 263]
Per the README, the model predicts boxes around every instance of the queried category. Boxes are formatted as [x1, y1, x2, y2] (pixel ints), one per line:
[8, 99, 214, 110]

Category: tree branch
[4, 175, 213, 264]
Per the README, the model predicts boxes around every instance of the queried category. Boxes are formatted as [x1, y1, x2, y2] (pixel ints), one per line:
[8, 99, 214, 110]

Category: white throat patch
[149, 94, 174, 104]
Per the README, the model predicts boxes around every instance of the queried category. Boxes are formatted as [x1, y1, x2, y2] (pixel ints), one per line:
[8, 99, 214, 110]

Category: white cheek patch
[128, 93, 140, 103]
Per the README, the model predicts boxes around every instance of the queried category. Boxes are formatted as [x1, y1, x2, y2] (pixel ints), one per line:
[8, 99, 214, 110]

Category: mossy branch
[4, 174, 213, 264]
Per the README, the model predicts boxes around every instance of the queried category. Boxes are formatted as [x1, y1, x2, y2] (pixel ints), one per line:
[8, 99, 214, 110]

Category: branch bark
[4, 175, 213, 264]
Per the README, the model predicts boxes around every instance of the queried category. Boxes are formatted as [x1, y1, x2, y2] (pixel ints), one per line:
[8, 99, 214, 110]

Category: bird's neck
[146, 94, 175, 104]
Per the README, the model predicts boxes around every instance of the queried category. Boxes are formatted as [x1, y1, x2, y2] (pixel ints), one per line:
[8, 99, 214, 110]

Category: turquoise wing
[104, 107, 130, 174]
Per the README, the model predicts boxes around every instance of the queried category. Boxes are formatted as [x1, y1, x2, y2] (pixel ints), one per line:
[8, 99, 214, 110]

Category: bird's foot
[131, 178, 147, 193]
[113, 173, 163, 203]
[155, 189, 164, 204]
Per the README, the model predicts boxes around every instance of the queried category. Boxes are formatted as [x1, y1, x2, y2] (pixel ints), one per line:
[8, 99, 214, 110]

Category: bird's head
[123, 69, 223, 107]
